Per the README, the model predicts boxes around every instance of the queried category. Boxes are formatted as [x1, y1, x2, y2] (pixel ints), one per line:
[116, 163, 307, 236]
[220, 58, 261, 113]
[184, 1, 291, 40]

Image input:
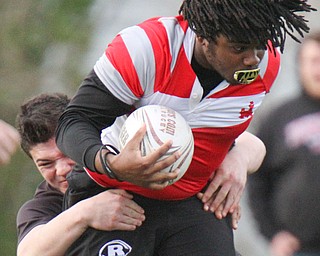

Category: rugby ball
[119, 105, 194, 185]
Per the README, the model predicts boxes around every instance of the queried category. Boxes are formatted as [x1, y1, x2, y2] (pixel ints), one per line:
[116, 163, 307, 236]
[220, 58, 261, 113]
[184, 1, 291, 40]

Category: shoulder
[17, 181, 63, 223]
[137, 15, 188, 34]
[116, 15, 191, 50]
[17, 181, 63, 243]
[34, 180, 63, 198]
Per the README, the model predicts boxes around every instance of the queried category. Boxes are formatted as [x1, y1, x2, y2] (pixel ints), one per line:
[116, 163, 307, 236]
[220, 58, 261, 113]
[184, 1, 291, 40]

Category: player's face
[195, 35, 265, 84]
[299, 40, 320, 99]
[30, 138, 75, 193]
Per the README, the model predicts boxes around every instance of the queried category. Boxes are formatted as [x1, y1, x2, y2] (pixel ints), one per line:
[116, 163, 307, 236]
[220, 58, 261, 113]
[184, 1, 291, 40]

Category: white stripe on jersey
[137, 90, 264, 128]
[94, 25, 158, 104]
[94, 53, 138, 104]
[259, 47, 268, 77]
[120, 25, 156, 96]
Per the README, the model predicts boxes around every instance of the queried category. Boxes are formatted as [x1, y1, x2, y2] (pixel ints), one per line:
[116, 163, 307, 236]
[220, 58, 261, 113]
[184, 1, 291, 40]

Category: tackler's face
[196, 35, 265, 85]
[29, 138, 76, 193]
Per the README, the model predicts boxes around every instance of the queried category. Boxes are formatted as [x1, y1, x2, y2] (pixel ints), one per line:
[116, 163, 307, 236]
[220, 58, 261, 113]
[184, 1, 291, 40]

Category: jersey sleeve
[56, 70, 132, 171]
[93, 17, 175, 104]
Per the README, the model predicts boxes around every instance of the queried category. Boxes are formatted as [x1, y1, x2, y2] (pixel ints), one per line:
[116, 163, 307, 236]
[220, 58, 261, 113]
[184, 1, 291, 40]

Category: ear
[196, 36, 209, 47]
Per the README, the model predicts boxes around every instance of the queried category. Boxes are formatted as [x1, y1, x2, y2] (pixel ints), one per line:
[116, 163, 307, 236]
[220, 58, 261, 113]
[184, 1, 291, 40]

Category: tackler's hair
[179, 0, 316, 53]
[16, 93, 70, 157]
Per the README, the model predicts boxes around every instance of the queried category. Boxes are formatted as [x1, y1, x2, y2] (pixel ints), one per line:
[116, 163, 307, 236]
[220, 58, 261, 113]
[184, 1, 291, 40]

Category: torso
[89, 15, 280, 200]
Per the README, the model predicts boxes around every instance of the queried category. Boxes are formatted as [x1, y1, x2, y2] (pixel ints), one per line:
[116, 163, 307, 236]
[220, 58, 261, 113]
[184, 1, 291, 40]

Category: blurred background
[0, 1, 318, 255]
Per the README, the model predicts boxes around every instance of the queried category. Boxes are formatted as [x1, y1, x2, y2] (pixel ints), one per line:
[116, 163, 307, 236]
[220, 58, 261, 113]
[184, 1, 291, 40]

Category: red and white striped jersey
[87, 16, 280, 200]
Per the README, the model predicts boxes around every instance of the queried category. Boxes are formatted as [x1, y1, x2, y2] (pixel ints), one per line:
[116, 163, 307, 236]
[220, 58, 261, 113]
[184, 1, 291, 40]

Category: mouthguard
[233, 68, 260, 84]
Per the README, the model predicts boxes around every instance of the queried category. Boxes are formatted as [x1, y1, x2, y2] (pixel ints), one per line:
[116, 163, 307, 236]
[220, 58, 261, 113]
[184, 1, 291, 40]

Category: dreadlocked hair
[179, 0, 316, 53]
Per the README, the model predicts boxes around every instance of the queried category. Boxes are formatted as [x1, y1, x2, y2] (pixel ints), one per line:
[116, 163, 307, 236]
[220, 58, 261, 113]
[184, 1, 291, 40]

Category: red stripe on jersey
[185, 121, 250, 180]
[208, 76, 265, 98]
[138, 18, 172, 93]
[138, 17, 195, 98]
[262, 48, 280, 93]
[105, 35, 144, 97]
[166, 17, 195, 98]
[168, 48, 196, 98]
[176, 16, 189, 33]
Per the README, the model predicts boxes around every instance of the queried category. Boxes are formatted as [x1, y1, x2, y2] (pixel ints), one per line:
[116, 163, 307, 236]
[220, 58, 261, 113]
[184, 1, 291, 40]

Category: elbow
[248, 135, 266, 175]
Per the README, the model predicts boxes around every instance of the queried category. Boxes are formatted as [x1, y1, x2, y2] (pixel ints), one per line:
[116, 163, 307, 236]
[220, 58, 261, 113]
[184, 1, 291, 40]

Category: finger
[146, 139, 176, 164]
[202, 196, 213, 211]
[214, 202, 225, 219]
[118, 214, 145, 230]
[109, 189, 137, 200]
[120, 152, 179, 189]
[114, 223, 139, 231]
[231, 212, 239, 230]
[151, 152, 180, 172]
[126, 123, 147, 150]
[198, 192, 219, 212]
[111, 215, 143, 231]
[147, 180, 171, 190]
[201, 177, 222, 203]
[138, 141, 179, 178]
[140, 160, 180, 187]
[197, 192, 204, 201]
[110, 192, 145, 214]
[231, 205, 241, 229]
[137, 172, 177, 190]
[223, 186, 243, 216]
[209, 183, 232, 212]
[221, 189, 238, 217]
[200, 190, 218, 211]
[124, 205, 146, 220]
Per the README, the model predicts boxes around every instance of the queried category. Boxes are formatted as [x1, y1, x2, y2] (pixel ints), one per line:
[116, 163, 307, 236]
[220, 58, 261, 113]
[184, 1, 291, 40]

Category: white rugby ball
[119, 105, 194, 185]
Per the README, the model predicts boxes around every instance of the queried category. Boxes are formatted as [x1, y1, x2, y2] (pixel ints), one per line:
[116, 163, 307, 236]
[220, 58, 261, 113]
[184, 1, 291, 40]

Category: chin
[222, 74, 238, 85]
[226, 78, 239, 85]
[59, 181, 69, 193]
[60, 187, 68, 194]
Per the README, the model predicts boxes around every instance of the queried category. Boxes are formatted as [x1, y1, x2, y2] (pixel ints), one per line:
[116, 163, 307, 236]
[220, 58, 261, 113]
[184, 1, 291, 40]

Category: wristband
[99, 144, 122, 181]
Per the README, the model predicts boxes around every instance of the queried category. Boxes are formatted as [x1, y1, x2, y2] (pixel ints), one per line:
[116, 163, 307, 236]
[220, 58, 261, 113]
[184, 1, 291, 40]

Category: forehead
[29, 139, 61, 162]
[215, 34, 263, 47]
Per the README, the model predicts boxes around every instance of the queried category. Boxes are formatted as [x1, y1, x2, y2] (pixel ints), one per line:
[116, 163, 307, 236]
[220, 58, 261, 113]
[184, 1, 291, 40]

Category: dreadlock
[179, 0, 316, 53]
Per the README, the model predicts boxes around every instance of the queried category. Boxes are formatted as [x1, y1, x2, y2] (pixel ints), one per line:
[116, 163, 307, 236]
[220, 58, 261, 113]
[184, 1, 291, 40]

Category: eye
[38, 161, 54, 171]
[232, 45, 247, 53]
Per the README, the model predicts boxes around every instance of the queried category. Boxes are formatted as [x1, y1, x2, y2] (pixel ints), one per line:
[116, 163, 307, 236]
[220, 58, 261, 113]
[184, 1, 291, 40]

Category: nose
[243, 49, 261, 67]
[56, 157, 75, 177]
